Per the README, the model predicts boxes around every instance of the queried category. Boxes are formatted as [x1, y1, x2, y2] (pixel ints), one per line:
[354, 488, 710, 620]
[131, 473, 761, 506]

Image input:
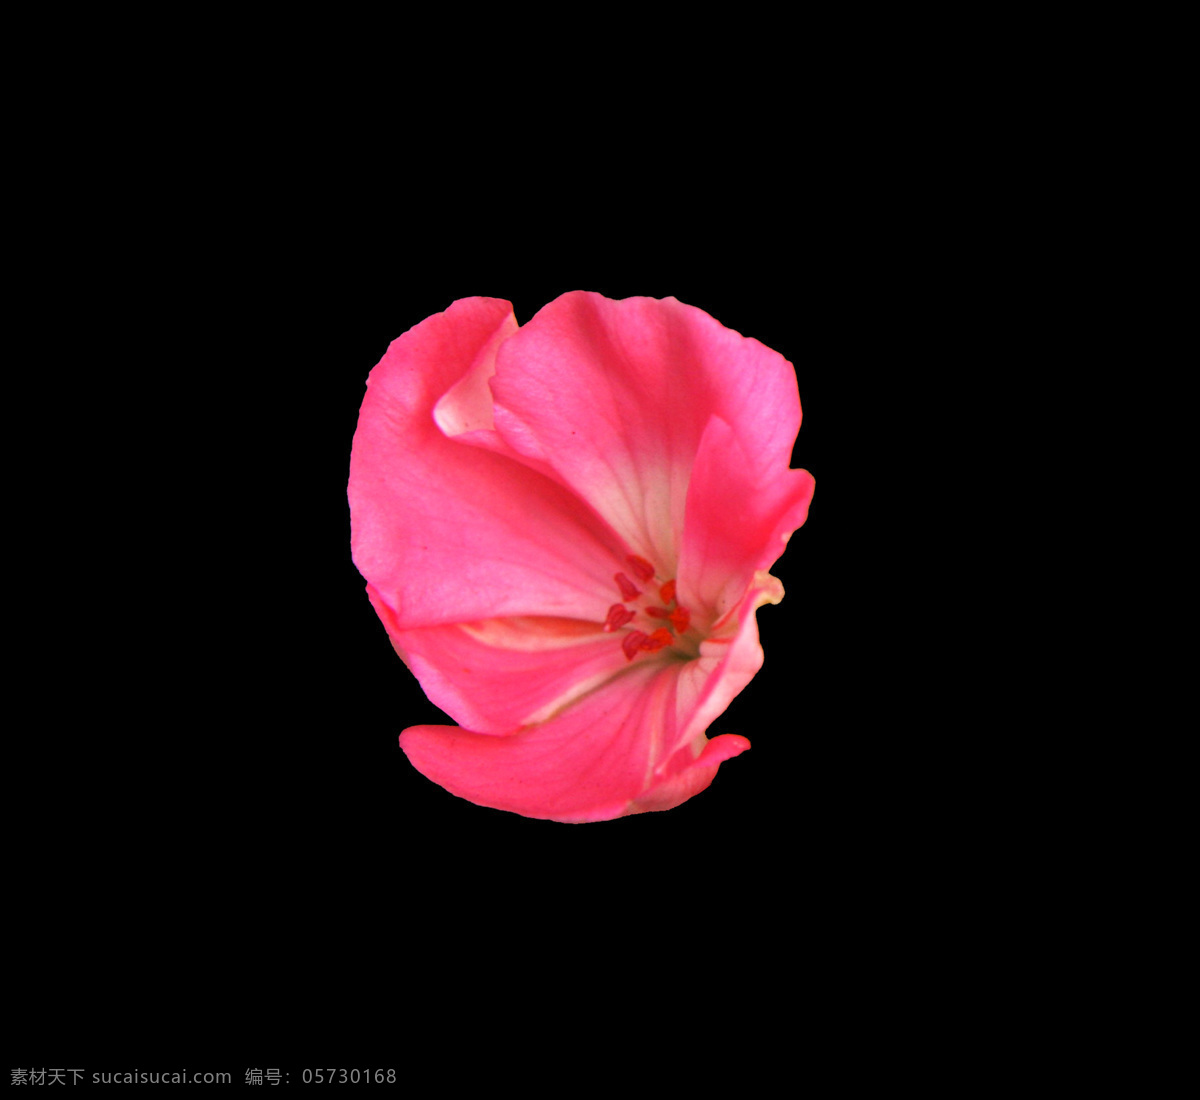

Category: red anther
[644, 607, 670, 619]
[659, 579, 676, 605]
[638, 627, 673, 653]
[614, 572, 641, 601]
[622, 630, 648, 661]
[603, 604, 635, 632]
[669, 605, 691, 634]
[626, 555, 655, 583]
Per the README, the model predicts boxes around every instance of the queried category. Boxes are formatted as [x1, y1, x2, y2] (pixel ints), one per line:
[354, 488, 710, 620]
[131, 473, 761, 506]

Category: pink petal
[670, 570, 789, 764]
[349, 297, 630, 630]
[625, 734, 751, 816]
[677, 414, 816, 623]
[430, 302, 516, 437]
[488, 292, 804, 574]
[396, 570, 784, 822]
[367, 583, 630, 735]
[399, 663, 676, 822]
[399, 659, 750, 823]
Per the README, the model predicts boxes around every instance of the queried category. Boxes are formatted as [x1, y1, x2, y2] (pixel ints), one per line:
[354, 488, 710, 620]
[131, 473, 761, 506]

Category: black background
[4, 11, 1069, 1078]
[14, 174, 929, 1066]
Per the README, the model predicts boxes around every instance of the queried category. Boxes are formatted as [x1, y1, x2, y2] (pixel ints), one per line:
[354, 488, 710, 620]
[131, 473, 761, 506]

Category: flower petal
[367, 583, 631, 735]
[677, 414, 816, 623]
[398, 658, 749, 823]
[671, 570, 789, 763]
[395, 568, 781, 823]
[349, 297, 630, 630]
[624, 733, 751, 816]
[488, 292, 804, 575]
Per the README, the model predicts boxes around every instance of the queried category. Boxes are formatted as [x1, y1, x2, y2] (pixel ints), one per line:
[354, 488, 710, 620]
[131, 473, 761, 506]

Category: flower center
[601, 555, 697, 661]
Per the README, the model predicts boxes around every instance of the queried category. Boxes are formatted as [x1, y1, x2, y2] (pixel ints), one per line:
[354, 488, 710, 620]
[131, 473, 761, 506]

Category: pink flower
[348, 292, 814, 822]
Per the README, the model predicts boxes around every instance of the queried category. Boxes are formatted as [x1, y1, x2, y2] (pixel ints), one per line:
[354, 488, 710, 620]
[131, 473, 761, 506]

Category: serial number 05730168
[301, 1070, 397, 1085]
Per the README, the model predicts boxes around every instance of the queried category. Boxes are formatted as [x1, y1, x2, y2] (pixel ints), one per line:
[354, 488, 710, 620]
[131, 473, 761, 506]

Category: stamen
[638, 627, 673, 653]
[626, 555, 656, 583]
[622, 630, 648, 661]
[644, 607, 671, 620]
[603, 604, 636, 632]
[669, 606, 691, 634]
[659, 579, 676, 604]
[614, 572, 641, 601]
